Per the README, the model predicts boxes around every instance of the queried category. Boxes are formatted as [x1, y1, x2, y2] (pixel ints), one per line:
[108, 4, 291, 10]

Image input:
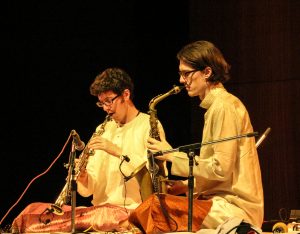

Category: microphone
[121, 155, 130, 162]
[255, 127, 271, 148]
[71, 130, 85, 151]
[246, 132, 259, 137]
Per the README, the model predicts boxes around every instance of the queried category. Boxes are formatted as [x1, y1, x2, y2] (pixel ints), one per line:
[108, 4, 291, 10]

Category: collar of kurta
[200, 83, 226, 109]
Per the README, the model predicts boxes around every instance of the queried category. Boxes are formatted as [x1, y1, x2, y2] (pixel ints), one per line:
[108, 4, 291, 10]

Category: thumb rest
[49, 115, 112, 215]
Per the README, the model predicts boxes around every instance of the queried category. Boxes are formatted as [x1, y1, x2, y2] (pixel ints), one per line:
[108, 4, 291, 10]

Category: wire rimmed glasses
[96, 94, 120, 108]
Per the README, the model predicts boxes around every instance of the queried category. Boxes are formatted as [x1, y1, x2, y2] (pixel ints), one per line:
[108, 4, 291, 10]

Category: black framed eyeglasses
[96, 94, 120, 108]
[178, 69, 198, 80]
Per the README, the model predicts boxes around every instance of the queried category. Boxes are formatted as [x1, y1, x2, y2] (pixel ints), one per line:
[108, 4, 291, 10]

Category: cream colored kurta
[171, 86, 264, 228]
[77, 112, 154, 209]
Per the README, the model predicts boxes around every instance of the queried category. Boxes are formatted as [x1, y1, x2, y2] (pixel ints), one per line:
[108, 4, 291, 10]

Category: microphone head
[246, 132, 259, 137]
[122, 155, 130, 162]
[71, 129, 85, 151]
[264, 127, 271, 136]
[75, 141, 85, 151]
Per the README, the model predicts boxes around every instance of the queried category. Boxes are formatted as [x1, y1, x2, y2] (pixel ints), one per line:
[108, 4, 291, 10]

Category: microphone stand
[153, 131, 258, 232]
[187, 150, 195, 232]
[69, 140, 77, 233]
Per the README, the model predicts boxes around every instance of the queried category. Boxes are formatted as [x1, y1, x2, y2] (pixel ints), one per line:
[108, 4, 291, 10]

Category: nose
[179, 76, 185, 84]
[102, 105, 111, 112]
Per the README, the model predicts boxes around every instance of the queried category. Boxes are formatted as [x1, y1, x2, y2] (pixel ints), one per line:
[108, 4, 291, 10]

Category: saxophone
[148, 85, 184, 193]
[49, 115, 112, 215]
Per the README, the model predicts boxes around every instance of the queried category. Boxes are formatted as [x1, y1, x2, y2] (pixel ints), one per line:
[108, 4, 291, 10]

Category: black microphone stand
[187, 150, 195, 232]
[68, 140, 77, 233]
[153, 132, 258, 232]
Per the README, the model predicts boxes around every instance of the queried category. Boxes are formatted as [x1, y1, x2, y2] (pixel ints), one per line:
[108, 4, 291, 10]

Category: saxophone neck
[149, 85, 184, 111]
[105, 114, 112, 122]
[94, 114, 111, 135]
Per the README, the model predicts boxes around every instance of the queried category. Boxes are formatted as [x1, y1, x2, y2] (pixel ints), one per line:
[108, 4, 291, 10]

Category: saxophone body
[50, 115, 112, 215]
[148, 85, 184, 193]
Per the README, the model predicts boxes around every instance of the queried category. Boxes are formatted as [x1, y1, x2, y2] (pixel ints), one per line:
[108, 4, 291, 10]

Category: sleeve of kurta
[171, 102, 241, 181]
[77, 151, 107, 197]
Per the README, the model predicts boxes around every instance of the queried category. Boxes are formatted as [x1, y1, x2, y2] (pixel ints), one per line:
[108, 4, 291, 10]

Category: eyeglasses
[96, 94, 120, 108]
[178, 69, 198, 81]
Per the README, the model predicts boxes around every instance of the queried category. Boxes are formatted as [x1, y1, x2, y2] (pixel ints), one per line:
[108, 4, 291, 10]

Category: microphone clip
[71, 129, 85, 151]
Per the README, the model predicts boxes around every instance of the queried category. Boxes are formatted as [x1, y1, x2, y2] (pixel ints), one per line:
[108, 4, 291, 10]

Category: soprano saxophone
[49, 115, 112, 215]
[148, 85, 184, 193]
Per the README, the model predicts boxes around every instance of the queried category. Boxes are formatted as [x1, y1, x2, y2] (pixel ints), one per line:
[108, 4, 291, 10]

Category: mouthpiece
[172, 85, 185, 94]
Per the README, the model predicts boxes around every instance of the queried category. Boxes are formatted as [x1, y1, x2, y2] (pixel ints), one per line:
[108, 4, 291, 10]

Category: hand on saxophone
[166, 179, 188, 195]
[75, 159, 89, 187]
[77, 168, 89, 186]
[147, 137, 173, 162]
[88, 135, 122, 158]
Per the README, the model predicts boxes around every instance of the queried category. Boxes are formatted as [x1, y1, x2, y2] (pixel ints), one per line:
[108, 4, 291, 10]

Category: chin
[110, 114, 116, 121]
[187, 89, 196, 97]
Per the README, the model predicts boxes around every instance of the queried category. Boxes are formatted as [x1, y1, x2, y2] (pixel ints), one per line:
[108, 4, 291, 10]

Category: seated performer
[76, 67, 169, 230]
[11, 67, 168, 233]
[146, 40, 264, 231]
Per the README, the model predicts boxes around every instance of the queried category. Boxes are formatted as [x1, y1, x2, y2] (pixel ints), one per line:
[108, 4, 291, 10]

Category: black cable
[155, 193, 179, 232]
[119, 156, 179, 232]
[224, 223, 260, 234]
[119, 157, 130, 181]
[122, 177, 129, 215]
[119, 157, 129, 214]
[38, 208, 54, 225]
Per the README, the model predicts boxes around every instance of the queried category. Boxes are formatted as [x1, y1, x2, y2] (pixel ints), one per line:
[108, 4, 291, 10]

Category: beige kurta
[171, 85, 264, 228]
[77, 112, 159, 209]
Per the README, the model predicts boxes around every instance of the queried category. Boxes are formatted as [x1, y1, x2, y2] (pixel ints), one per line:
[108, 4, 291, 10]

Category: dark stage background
[1, 0, 299, 229]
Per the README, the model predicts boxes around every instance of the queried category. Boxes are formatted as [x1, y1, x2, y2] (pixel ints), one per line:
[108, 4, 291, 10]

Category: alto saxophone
[49, 115, 112, 215]
[148, 85, 184, 193]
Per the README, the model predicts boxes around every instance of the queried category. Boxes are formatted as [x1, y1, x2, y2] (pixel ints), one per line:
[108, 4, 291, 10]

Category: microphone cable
[0, 131, 73, 227]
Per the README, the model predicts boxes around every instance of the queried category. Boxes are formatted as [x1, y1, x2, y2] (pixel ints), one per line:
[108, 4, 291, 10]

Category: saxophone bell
[49, 204, 64, 216]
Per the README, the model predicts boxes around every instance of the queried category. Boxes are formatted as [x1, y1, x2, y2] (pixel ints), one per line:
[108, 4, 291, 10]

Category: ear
[122, 89, 131, 100]
[203, 67, 213, 79]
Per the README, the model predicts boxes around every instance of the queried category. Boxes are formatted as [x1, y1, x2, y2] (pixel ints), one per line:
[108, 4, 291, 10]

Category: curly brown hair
[90, 67, 134, 99]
